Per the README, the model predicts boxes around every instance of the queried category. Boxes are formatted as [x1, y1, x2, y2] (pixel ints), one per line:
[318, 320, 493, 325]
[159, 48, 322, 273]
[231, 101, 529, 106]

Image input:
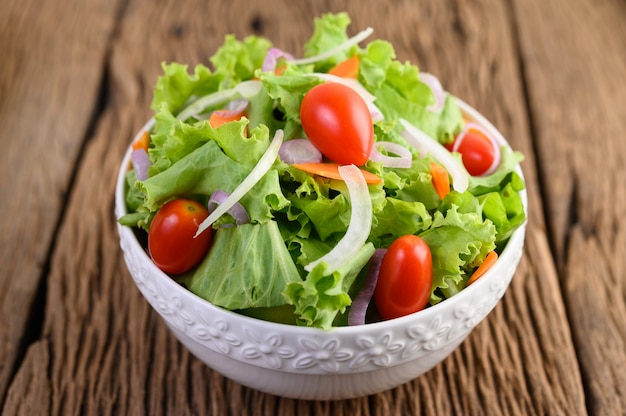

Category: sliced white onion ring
[176, 81, 261, 121]
[304, 165, 373, 273]
[419, 72, 446, 113]
[195, 129, 284, 237]
[131, 148, 151, 181]
[207, 190, 251, 226]
[234, 80, 263, 98]
[290, 27, 374, 66]
[369, 141, 412, 168]
[278, 139, 323, 164]
[348, 248, 386, 326]
[399, 118, 469, 193]
[454, 122, 502, 176]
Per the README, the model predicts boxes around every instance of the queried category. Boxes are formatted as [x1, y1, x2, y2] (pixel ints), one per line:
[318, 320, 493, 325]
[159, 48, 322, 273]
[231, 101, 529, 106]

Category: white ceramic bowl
[115, 100, 527, 400]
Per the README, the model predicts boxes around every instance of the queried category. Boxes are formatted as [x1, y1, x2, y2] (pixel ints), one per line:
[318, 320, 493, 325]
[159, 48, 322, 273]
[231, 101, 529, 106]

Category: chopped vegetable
[131, 148, 151, 181]
[348, 248, 386, 326]
[430, 161, 451, 200]
[369, 141, 412, 168]
[262, 47, 294, 72]
[304, 164, 373, 273]
[292, 162, 382, 184]
[207, 190, 250, 226]
[466, 250, 498, 286]
[328, 55, 360, 78]
[278, 139, 323, 164]
[399, 118, 469, 193]
[419, 72, 446, 113]
[132, 130, 150, 152]
[209, 99, 248, 128]
[176, 81, 261, 122]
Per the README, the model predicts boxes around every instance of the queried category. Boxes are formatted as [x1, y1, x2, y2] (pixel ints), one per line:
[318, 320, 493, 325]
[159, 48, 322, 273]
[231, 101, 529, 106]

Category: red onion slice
[348, 248, 386, 326]
[278, 139, 323, 164]
[419, 72, 446, 113]
[369, 141, 412, 168]
[131, 148, 151, 181]
[207, 190, 251, 227]
[262, 47, 295, 72]
[453, 122, 502, 176]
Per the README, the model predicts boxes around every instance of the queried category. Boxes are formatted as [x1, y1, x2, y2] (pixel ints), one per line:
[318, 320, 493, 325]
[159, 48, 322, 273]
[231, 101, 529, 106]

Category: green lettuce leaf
[151, 62, 224, 115]
[210, 34, 272, 83]
[303, 12, 352, 71]
[284, 243, 376, 329]
[180, 221, 301, 310]
[420, 205, 496, 304]
[137, 121, 289, 228]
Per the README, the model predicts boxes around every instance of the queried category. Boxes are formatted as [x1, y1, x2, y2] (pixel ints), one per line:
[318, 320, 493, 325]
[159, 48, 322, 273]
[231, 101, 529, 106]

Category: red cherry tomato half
[148, 199, 213, 275]
[300, 82, 374, 166]
[455, 129, 496, 176]
[374, 235, 433, 320]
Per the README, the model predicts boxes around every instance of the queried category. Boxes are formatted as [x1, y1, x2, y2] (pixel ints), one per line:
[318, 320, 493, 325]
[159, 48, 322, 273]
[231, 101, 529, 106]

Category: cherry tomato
[454, 128, 496, 176]
[300, 82, 373, 166]
[374, 235, 433, 320]
[148, 199, 212, 274]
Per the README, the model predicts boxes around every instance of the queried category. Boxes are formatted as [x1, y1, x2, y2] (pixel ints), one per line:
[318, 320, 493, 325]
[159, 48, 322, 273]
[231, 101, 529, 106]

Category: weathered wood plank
[512, 0, 626, 414]
[3, 0, 592, 414]
[0, 0, 122, 406]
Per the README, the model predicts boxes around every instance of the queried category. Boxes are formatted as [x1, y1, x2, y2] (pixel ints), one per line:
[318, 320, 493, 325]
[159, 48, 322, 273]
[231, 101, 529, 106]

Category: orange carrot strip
[209, 110, 246, 129]
[274, 64, 288, 76]
[132, 131, 150, 152]
[328, 55, 360, 79]
[467, 250, 498, 286]
[430, 161, 450, 200]
[293, 162, 382, 184]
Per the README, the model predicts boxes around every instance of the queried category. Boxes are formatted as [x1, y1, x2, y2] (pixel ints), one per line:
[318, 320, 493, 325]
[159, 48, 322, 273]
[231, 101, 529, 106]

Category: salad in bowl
[118, 12, 526, 332]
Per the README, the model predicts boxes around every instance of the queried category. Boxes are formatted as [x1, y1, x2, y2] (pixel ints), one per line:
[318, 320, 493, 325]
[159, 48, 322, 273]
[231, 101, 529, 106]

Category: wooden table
[1, 0, 624, 414]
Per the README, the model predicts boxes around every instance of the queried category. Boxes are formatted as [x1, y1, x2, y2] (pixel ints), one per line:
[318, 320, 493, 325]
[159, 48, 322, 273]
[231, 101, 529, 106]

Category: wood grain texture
[1, 0, 623, 414]
[0, 0, 121, 405]
[512, 0, 626, 414]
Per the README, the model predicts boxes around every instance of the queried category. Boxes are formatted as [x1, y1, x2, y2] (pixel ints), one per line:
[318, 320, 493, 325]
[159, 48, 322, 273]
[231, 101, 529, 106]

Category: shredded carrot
[467, 250, 498, 286]
[430, 161, 450, 200]
[328, 55, 360, 79]
[132, 131, 150, 152]
[274, 64, 288, 76]
[209, 110, 246, 129]
[293, 162, 382, 184]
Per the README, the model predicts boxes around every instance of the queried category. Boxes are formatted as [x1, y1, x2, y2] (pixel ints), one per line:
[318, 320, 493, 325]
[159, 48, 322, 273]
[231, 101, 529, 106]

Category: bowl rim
[115, 98, 528, 335]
